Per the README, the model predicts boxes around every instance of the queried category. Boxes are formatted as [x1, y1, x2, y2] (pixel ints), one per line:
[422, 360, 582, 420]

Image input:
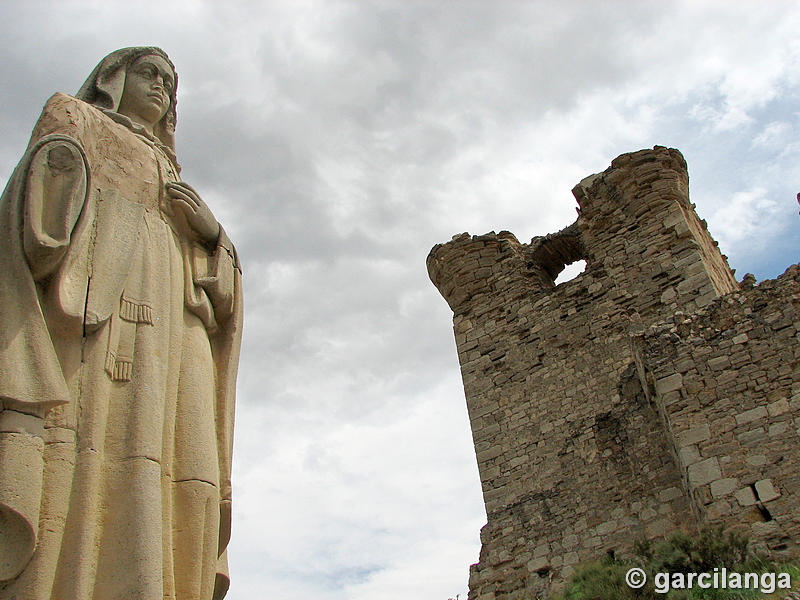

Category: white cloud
[709, 186, 782, 253]
[752, 121, 793, 148]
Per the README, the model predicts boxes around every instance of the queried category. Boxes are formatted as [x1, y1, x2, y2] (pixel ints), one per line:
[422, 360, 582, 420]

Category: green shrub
[558, 556, 641, 600]
[553, 527, 795, 600]
[649, 527, 750, 575]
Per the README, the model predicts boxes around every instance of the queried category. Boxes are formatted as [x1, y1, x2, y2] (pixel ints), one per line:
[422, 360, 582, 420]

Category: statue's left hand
[166, 181, 220, 245]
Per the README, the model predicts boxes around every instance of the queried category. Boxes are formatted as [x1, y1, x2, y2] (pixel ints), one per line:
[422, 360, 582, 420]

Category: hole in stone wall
[756, 503, 773, 522]
[536, 566, 551, 578]
[554, 259, 587, 285]
[527, 223, 587, 287]
[749, 483, 773, 522]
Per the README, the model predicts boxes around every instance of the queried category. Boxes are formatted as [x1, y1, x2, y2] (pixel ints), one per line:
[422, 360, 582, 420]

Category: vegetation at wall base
[552, 527, 799, 600]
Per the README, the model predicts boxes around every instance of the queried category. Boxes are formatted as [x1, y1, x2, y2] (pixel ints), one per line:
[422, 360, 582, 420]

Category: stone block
[640, 507, 657, 521]
[736, 428, 766, 445]
[749, 520, 781, 539]
[734, 487, 757, 506]
[595, 520, 617, 536]
[735, 406, 767, 425]
[708, 356, 731, 371]
[655, 373, 683, 395]
[709, 478, 737, 498]
[687, 458, 721, 487]
[768, 422, 789, 437]
[563, 552, 579, 566]
[705, 500, 732, 520]
[657, 487, 682, 502]
[645, 519, 672, 538]
[693, 485, 713, 506]
[767, 398, 790, 416]
[754, 479, 780, 502]
[678, 424, 710, 446]
[527, 556, 550, 572]
[679, 444, 701, 466]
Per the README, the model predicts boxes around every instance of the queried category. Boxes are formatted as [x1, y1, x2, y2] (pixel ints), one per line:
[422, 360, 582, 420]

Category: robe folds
[0, 93, 242, 600]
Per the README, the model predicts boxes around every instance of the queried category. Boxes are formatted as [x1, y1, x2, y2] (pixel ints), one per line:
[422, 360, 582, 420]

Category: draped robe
[0, 93, 242, 600]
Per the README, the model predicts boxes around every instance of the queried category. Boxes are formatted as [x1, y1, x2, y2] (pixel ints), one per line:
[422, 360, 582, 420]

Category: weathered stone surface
[656, 374, 683, 395]
[0, 48, 243, 599]
[755, 479, 781, 503]
[678, 424, 711, 446]
[735, 406, 768, 426]
[734, 487, 758, 507]
[430, 146, 800, 600]
[767, 399, 790, 416]
[709, 478, 738, 498]
[688, 458, 722, 487]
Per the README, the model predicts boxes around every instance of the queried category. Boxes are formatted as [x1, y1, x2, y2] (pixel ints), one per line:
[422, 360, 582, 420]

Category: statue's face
[118, 54, 174, 130]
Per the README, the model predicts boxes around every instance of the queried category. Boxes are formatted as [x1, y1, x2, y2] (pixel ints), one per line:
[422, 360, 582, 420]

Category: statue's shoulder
[41, 93, 103, 124]
[32, 93, 102, 146]
[44, 91, 83, 108]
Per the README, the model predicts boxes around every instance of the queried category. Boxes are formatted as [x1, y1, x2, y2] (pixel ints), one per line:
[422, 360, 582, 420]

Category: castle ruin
[428, 146, 800, 599]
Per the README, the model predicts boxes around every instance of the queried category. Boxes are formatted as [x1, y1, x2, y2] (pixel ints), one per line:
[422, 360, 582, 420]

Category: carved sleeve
[23, 136, 89, 282]
[0, 129, 89, 582]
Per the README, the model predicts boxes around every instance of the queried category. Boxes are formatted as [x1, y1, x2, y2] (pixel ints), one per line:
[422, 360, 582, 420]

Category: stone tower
[428, 147, 800, 599]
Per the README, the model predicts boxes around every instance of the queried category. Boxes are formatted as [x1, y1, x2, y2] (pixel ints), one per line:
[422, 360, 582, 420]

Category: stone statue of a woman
[0, 47, 242, 600]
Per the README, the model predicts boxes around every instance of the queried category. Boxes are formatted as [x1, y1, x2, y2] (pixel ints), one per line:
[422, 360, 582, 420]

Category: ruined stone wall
[635, 266, 800, 555]
[428, 147, 799, 599]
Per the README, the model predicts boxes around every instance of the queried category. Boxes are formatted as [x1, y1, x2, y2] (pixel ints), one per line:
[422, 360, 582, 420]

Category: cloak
[0, 49, 242, 600]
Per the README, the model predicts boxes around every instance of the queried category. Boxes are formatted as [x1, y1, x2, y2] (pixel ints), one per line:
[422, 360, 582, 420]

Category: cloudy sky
[1, 1, 799, 598]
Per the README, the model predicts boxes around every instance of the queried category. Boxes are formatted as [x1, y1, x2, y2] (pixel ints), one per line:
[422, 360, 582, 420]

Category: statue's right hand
[165, 182, 220, 246]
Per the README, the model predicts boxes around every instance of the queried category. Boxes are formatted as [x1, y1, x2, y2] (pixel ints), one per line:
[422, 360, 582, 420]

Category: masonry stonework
[428, 147, 800, 599]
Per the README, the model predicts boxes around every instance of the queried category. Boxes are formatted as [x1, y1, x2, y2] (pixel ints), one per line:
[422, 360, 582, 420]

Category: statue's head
[77, 47, 178, 151]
